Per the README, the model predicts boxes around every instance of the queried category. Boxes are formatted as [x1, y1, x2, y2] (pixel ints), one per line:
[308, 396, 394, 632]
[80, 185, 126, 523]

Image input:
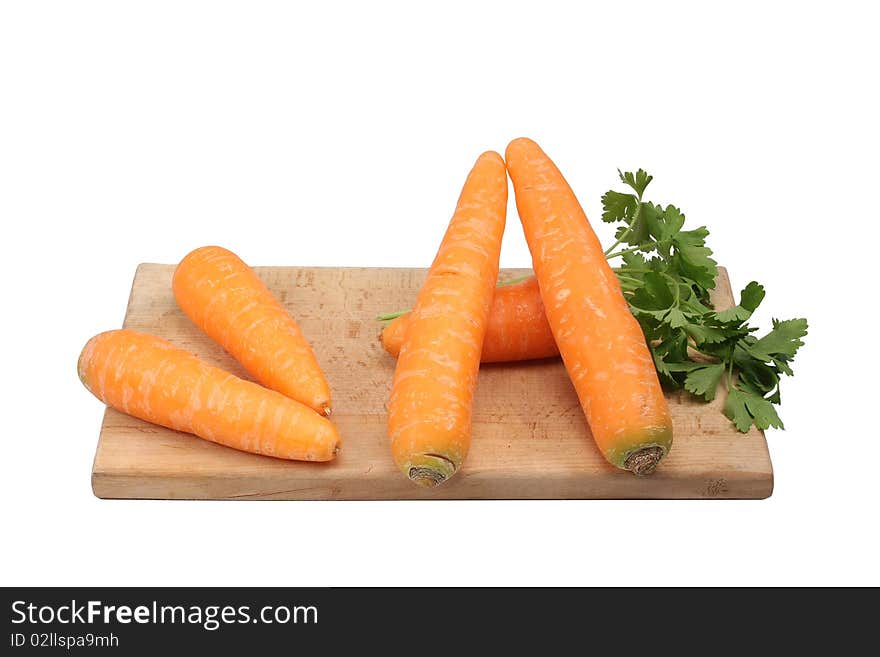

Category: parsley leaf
[672, 242, 717, 291]
[618, 168, 653, 197]
[601, 190, 637, 224]
[630, 272, 675, 313]
[684, 363, 726, 402]
[724, 388, 784, 431]
[714, 282, 765, 323]
[645, 203, 686, 246]
[684, 322, 732, 345]
[602, 194, 650, 246]
[723, 389, 755, 432]
[735, 352, 779, 396]
[746, 318, 808, 362]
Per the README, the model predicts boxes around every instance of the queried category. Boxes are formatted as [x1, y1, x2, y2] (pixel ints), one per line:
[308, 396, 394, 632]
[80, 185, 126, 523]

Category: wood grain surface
[90, 265, 773, 500]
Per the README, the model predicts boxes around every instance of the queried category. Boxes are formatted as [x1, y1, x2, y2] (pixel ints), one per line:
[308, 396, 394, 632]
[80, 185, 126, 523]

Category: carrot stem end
[623, 446, 666, 476]
[404, 453, 459, 488]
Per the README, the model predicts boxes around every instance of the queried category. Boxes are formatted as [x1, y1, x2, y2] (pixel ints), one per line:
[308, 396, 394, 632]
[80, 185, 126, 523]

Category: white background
[1, 1, 877, 586]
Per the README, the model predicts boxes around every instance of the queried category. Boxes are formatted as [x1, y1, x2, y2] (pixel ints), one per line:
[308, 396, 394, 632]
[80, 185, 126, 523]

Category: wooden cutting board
[91, 265, 772, 500]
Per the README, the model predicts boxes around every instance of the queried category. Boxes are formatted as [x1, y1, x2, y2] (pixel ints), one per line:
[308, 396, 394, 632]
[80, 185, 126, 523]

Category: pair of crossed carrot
[387, 139, 673, 486]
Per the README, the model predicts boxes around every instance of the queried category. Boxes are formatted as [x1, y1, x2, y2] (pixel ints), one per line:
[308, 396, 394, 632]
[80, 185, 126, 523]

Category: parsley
[602, 170, 807, 433]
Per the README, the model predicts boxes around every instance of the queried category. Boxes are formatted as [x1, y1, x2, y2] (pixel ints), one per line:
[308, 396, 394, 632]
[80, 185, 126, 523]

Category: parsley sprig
[602, 170, 807, 432]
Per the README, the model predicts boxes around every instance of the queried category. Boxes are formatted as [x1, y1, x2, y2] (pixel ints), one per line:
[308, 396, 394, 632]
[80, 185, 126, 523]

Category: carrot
[505, 138, 673, 475]
[78, 329, 340, 461]
[173, 246, 332, 416]
[387, 151, 507, 487]
[381, 276, 558, 363]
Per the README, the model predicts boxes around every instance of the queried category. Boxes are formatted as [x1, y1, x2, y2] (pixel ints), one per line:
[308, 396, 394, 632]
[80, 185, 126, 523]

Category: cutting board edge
[92, 465, 773, 500]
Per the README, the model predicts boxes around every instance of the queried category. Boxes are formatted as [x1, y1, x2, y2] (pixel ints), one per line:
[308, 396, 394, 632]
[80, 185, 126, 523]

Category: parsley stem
[687, 341, 721, 360]
[604, 243, 655, 259]
[603, 233, 629, 257]
[376, 310, 408, 321]
[616, 274, 642, 285]
[615, 267, 679, 286]
[726, 351, 735, 389]
[603, 200, 642, 255]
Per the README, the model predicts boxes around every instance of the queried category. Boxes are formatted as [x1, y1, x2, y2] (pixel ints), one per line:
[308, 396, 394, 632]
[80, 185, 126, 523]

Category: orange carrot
[506, 138, 673, 475]
[381, 276, 558, 363]
[387, 151, 507, 486]
[78, 330, 340, 461]
[173, 246, 332, 416]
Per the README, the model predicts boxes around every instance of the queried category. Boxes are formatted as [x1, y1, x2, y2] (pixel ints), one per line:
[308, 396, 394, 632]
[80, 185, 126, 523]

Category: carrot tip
[624, 446, 665, 476]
